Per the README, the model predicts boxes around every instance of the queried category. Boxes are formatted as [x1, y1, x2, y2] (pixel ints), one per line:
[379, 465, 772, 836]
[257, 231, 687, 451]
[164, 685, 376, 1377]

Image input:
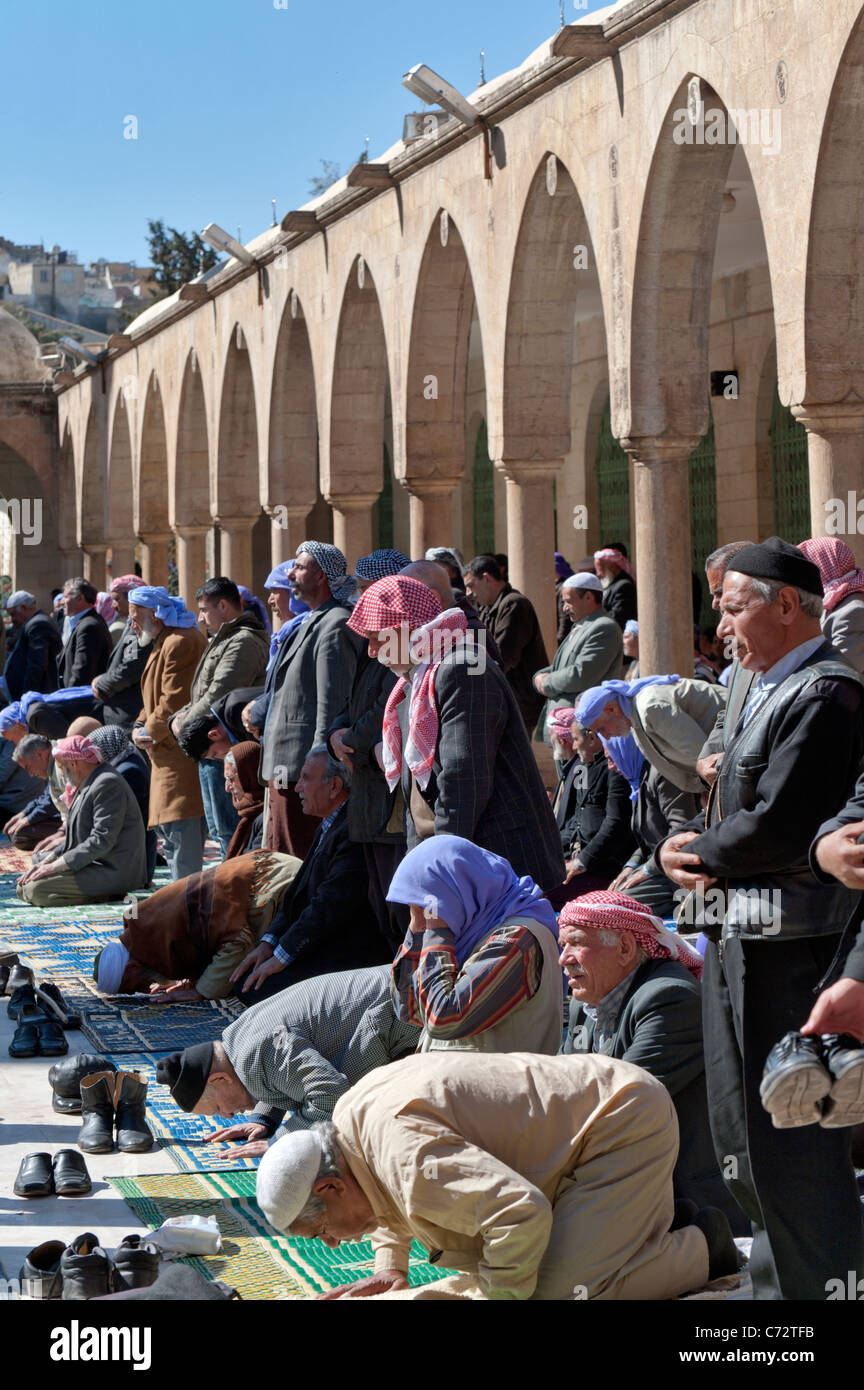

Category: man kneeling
[256, 1051, 738, 1300]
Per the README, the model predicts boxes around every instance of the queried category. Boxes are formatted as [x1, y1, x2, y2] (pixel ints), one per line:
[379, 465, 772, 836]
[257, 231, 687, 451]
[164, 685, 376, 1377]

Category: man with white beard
[128, 586, 208, 880]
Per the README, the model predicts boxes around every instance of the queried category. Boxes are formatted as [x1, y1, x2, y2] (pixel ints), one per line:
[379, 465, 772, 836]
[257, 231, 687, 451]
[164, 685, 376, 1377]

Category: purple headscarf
[555, 552, 574, 581]
[386, 834, 558, 967]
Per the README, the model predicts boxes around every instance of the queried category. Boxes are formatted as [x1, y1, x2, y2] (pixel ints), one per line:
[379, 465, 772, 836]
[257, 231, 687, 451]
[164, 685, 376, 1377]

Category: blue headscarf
[237, 585, 272, 634]
[624, 619, 639, 636]
[576, 674, 680, 728]
[0, 686, 93, 732]
[600, 733, 646, 802]
[386, 834, 558, 968]
[127, 586, 198, 629]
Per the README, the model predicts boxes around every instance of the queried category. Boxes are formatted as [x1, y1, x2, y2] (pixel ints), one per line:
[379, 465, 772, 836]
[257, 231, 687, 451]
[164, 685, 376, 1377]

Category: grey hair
[744, 576, 823, 619]
[595, 928, 649, 967]
[13, 733, 51, 764]
[705, 541, 751, 575]
[307, 743, 352, 790]
[288, 1121, 343, 1230]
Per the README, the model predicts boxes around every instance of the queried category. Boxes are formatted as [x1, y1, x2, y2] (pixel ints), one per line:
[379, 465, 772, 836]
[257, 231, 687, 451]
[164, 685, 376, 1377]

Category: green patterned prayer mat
[109, 1171, 452, 1299]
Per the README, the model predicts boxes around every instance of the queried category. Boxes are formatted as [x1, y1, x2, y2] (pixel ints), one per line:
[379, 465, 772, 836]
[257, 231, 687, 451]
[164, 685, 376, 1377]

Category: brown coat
[137, 624, 206, 826]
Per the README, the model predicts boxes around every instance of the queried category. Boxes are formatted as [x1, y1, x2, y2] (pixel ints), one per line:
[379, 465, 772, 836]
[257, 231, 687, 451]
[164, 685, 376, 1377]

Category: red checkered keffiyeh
[594, 547, 635, 580]
[798, 537, 864, 614]
[53, 734, 104, 808]
[558, 890, 703, 979]
[349, 577, 470, 792]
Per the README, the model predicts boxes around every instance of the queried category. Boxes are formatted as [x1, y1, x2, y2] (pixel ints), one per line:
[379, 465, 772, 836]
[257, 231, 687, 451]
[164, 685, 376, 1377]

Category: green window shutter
[596, 396, 631, 555]
[688, 417, 717, 627]
[472, 420, 495, 554]
[770, 386, 810, 542]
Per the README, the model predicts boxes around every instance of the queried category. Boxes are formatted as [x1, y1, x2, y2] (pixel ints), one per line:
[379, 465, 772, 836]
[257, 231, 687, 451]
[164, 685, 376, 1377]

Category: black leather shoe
[13, 1151, 54, 1198]
[60, 1233, 112, 1301]
[53, 1149, 92, 1197]
[20, 1240, 65, 1299]
[37, 982, 82, 1030]
[49, 1053, 116, 1114]
[7, 964, 36, 1019]
[114, 1071, 153, 1153]
[820, 1034, 864, 1128]
[694, 1207, 739, 1281]
[36, 1013, 68, 1057]
[112, 1234, 160, 1290]
[9, 1003, 43, 1058]
[78, 1070, 116, 1153]
[760, 1031, 831, 1127]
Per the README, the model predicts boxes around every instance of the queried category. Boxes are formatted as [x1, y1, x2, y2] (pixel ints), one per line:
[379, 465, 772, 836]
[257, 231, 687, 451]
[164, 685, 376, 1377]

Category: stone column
[217, 518, 257, 589]
[81, 545, 108, 588]
[60, 546, 86, 579]
[173, 525, 209, 607]
[268, 505, 312, 568]
[793, 402, 864, 562]
[327, 494, 377, 568]
[500, 462, 561, 658]
[107, 542, 136, 580]
[139, 533, 173, 587]
[404, 479, 459, 559]
[624, 437, 701, 677]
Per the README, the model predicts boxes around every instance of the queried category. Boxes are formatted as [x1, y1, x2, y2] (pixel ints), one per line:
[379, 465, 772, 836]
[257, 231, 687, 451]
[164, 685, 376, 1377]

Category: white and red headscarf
[798, 537, 864, 614]
[53, 734, 104, 807]
[110, 574, 141, 596]
[559, 889, 703, 980]
[594, 547, 635, 580]
[349, 575, 468, 791]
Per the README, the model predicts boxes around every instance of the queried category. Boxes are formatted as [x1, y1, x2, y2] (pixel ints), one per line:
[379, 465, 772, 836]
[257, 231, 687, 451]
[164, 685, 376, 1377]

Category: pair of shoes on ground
[6, 963, 81, 1027]
[19, 1233, 159, 1300]
[669, 1199, 741, 1283]
[760, 1030, 864, 1128]
[79, 1069, 153, 1154]
[49, 1054, 117, 1113]
[14, 1149, 91, 1198]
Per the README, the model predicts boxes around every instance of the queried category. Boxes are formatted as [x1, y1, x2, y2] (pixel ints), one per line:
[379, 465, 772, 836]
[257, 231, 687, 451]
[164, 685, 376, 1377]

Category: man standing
[249, 543, 359, 859]
[695, 541, 754, 786]
[533, 574, 623, 744]
[594, 547, 638, 630]
[90, 575, 150, 730]
[348, 576, 564, 891]
[3, 590, 62, 700]
[129, 586, 207, 881]
[57, 577, 113, 691]
[171, 577, 269, 859]
[658, 537, 864, 1300]
[464, 554, 547, 731]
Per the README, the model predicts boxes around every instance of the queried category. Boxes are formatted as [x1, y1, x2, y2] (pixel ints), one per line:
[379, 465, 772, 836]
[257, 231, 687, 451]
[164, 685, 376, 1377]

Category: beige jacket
[630, 678, 727, 794]
[333, 1050, 677, 1300]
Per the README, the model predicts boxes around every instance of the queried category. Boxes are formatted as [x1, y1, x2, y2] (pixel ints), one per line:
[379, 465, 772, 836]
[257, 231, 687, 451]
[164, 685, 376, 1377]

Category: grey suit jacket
[62, 763, 147, 898]
[398, 653, 565, 890]
[563, 958, 746, 1231]
[259, 600, 360, 782]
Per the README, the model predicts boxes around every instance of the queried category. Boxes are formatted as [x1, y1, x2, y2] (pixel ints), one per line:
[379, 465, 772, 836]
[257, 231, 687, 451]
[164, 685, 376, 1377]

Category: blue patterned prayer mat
[106, 1050, 262, 1173]
[83, 995, 245, 1054]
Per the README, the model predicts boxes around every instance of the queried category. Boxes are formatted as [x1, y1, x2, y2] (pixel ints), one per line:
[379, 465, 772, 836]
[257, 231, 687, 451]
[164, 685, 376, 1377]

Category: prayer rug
[108, 1170, 451, 1299]
[105, 1050, 262, 1173]
[0, 845, 31, 874]
[82, 996, 245, 1053]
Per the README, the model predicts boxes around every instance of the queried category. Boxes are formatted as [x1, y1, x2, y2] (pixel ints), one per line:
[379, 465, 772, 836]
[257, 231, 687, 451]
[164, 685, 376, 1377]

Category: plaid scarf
[382, 607, 469, 791]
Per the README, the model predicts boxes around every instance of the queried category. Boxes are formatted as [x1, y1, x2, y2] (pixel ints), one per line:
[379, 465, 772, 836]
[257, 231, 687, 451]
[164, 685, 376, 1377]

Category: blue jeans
[198, 759, 238, 859]
[157, 817, 207, 880]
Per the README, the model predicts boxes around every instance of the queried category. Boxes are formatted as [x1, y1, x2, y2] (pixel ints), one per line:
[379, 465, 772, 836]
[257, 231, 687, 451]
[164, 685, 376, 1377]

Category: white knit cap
[562, 572, 603, 592]
[256, 1130, 324, 1233]
[96, 941, 130, 994]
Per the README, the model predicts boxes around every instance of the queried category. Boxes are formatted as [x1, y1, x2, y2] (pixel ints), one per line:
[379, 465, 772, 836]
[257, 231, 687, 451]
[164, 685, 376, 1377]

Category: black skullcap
[155, 1042, 214, 1111]
[726, 536, 824, 597]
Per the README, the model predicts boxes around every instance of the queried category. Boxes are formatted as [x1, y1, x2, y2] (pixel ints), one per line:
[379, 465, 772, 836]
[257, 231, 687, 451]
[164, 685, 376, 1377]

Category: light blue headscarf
[600, 733, 646, 802]
[0, 686, 93, 732]
[238, 585, 272, 634]
[128, 586, 198, 629]
[576, 674, 680, 728]
[386, 834, 558, 968]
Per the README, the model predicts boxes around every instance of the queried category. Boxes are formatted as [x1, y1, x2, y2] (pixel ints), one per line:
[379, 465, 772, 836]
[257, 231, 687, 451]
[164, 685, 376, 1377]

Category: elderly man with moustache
[255, 1050, 738, 1301]
[89, 574, 150, 729]
[657, 537, 864, 1301]
[559, 891, 747, 1232]
[129, 586, 208, 880]
[2, 590, 62, 700]
[695, 542, 755, 787]
[533, 573, 623, 749]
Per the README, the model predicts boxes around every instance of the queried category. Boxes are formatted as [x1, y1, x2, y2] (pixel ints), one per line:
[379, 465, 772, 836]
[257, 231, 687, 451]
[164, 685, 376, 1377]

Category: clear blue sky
[1, 0, 605, 267]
